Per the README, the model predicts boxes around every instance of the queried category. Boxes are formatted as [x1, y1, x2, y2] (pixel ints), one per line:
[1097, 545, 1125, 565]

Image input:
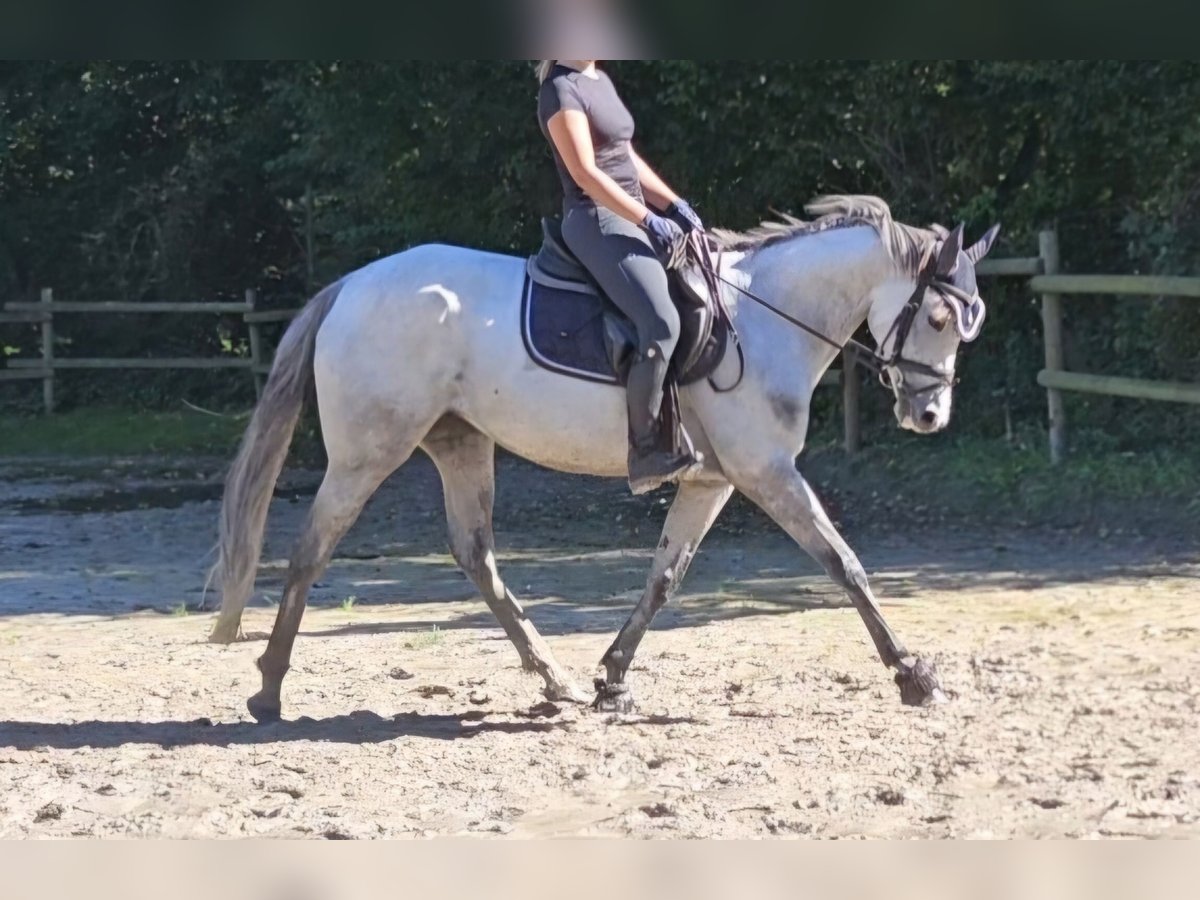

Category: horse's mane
[710, 194, 940, 277]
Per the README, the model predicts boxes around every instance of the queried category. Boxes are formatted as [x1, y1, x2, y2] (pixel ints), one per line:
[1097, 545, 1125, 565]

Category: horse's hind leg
[422, 416, 589, 704]
[247, 457, 397, 723]
[594, 480, 733, 712]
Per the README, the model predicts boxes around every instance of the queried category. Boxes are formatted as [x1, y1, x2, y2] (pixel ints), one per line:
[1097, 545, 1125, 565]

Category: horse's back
[310, 242, 527, 419]
[340, 242, 522, 303]
[318, 242, 521, 339]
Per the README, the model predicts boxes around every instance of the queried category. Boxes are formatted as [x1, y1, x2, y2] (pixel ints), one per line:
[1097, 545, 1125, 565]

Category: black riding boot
[625, 348, 702, 495]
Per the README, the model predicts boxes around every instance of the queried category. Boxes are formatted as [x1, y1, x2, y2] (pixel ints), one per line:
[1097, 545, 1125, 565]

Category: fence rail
[0, 311, 50, 324]
[1030, 273, 1200, 298]
[1036, 370, 1200, 405]
[976, 257, 1044, 277]
[3, 300, 254, 314]
[6, 357, 254, 370]
[243, 309, 298, 324]
[0, 368, 51, 382]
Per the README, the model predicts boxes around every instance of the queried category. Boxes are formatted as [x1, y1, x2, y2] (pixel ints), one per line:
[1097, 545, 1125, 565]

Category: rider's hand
[642, 211, 687, 269]
[667, 198, 705, 234]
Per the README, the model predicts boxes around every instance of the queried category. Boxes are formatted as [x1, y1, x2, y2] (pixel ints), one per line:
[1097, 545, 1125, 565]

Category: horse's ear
[936, 223, 964, 276]
[966, 224, 1001, 263]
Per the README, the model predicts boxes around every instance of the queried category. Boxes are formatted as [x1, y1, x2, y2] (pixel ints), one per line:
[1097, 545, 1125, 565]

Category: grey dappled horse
[209, 195, 998, 722]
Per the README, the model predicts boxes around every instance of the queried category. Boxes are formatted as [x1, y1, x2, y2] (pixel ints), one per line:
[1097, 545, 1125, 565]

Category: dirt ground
[1, 451, 1198, 839]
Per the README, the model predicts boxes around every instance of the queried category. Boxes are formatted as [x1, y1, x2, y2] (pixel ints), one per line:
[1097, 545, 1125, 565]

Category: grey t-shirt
[537, 64, 643, 212]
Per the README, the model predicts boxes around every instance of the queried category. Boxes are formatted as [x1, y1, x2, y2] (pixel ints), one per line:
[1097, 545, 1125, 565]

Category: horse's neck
[736, 225, 894, 354]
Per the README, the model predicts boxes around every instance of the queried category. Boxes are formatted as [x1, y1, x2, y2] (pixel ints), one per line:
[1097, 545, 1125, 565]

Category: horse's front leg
[593, 480, 734, 712]
[736, 461, 947, 707]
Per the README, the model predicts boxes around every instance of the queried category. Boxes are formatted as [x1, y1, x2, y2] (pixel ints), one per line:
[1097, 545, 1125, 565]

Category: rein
[691, 237, 966, 398]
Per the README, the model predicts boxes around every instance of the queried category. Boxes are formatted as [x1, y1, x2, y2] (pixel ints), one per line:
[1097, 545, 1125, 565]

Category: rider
[537, 59, 705, 495]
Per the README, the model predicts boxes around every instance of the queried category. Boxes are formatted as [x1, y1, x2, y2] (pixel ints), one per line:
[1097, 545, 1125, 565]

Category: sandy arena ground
[1, 453, 1197, 838]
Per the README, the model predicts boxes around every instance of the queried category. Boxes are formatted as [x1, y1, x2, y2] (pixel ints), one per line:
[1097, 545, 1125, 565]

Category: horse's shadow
[0, 709, 564, 751]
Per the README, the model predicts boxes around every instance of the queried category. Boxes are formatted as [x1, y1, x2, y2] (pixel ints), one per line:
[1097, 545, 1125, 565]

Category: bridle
[870, 246, 977, 398]
[688, 234, 978, 401]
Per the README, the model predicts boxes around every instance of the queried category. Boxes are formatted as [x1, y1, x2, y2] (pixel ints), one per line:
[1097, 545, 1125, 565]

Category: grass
[0, 407, 247, 457]
[800, 426, 1200, 532]
[403, 625, 445, 650]
[340, 594, 358, 612]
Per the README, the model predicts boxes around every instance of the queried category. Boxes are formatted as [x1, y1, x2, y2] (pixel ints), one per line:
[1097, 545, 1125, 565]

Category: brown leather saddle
[522, 217, 732, 387]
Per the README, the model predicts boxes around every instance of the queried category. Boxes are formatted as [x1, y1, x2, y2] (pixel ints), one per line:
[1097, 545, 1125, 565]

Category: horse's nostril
[920, 410, 938, 427]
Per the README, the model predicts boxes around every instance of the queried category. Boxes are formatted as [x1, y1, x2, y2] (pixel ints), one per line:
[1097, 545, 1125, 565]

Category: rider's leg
[562, 205, 698, 494]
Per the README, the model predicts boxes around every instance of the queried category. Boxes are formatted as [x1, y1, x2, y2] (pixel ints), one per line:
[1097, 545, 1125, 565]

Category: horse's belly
[459, 356, 631, 477]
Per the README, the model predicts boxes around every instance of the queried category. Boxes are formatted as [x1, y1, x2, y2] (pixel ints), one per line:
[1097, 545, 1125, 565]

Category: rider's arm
[547, 110, 652, 226]
[628, 147, 679, 212]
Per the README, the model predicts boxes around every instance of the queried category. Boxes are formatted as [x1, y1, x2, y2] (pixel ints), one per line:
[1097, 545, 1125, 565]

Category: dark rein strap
[713, 269, 883, 375]
[688, 235, 959, 395]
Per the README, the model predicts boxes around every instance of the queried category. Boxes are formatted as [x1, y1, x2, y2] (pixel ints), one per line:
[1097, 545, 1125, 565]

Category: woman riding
[537, 59, 705, 495]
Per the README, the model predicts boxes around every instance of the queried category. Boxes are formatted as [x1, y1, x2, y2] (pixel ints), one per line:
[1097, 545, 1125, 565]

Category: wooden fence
[1031, 229, 1200, 463]
[4, 228, 1196, 463]
[1, 288, 273, 411]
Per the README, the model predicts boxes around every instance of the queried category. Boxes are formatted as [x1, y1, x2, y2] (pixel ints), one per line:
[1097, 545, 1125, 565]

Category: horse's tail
[207, 279, 344, 643]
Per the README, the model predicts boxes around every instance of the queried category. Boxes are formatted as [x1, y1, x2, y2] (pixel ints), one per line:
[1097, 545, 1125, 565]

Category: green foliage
[403, 625, 444, 650]
[802, 425, 1200, 532]
[0, 407, 244, 456]
[1, 61, 1198, 446]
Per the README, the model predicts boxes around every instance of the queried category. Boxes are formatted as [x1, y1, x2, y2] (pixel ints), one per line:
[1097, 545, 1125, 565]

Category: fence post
[245, 288, 264, 400]
[841, 348, 860, 454]
[1038, 229, 1065, 463]
[40, 287, 54, 414]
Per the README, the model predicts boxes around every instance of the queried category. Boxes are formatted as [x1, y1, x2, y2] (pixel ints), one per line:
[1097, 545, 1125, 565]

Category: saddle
[521, 217, 733, 388]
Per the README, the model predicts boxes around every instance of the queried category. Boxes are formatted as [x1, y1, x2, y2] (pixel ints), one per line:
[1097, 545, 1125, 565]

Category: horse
[208, 194, 999, 723]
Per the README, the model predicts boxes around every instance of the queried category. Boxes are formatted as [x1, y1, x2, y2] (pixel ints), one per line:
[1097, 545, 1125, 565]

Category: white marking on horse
[420, 284, 461, 323]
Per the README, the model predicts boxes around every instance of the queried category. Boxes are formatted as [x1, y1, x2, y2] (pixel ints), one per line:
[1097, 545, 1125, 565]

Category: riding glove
[642, 211, 687, 269]
[667, 198, 705, 234]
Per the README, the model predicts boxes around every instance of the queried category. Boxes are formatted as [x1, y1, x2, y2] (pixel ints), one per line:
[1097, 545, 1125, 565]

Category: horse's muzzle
[894, 389, 951, 434]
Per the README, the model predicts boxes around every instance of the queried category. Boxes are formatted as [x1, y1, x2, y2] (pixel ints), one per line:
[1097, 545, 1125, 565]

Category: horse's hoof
[591, 678, 635, 714]
[208, 626, 241, 645]
[247, 692, 282, 724]
[894, 657, 947, 708]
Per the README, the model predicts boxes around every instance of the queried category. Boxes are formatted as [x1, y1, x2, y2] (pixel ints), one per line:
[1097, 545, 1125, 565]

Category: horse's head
[866, 222, 999, 433]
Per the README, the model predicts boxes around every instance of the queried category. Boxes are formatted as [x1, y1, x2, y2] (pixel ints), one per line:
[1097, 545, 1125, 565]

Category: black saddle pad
[521, 274, 622, 385]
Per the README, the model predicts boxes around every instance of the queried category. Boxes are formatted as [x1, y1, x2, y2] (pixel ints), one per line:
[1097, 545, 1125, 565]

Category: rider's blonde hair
[536, 60, 556, 83]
